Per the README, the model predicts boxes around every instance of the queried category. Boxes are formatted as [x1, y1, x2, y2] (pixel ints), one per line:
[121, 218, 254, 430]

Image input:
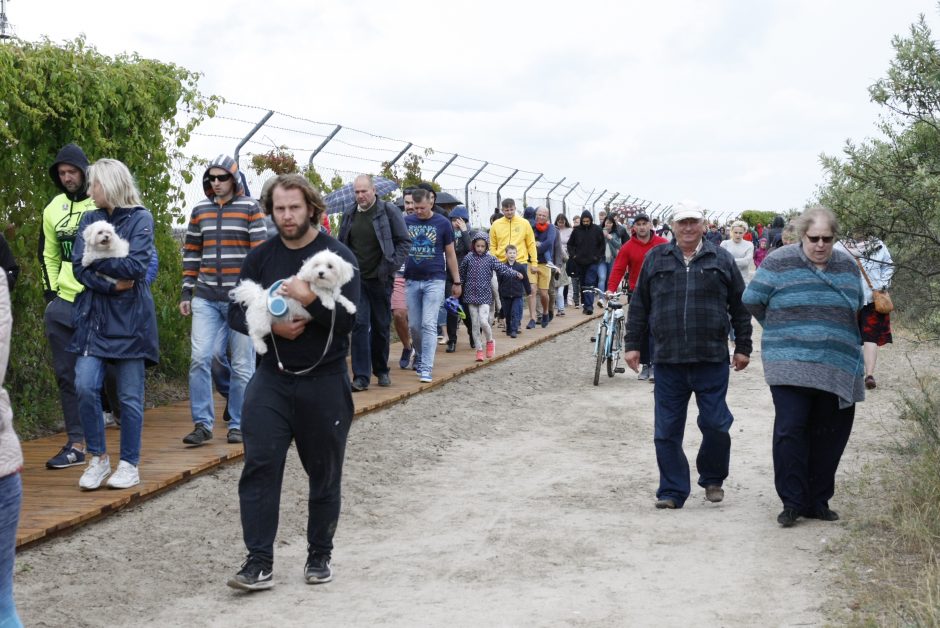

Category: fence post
[387, 142, 413, 168]
[464, 162, 489, 207]
[233, 110, 274, 164]
[560, 181, 579, 216]
[308, 125, 342, 167]
[496, 169, 519, 208]
[606, 193, 621, 212]
[432, 154, 458, 182]
[522, 174, 543, 208]
[544, 177, 566, 208]
[591, 189, 608, 215]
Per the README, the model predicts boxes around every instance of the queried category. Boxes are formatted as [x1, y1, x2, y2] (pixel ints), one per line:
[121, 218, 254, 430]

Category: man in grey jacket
[338, 174, 411, 391]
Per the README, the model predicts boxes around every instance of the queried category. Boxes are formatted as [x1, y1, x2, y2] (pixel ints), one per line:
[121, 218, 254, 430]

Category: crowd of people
[0, 143, 899, 617]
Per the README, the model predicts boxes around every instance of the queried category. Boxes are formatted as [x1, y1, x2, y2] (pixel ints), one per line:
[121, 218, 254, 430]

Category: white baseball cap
[671, 200, 705, 222]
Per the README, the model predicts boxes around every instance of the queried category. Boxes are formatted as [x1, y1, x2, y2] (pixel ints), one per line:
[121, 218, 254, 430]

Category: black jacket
[338, 199, 412, 283]
[567, 211, 606, 265]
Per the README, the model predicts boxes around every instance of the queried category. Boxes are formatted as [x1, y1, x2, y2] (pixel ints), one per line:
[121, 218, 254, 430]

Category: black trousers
[770, 385, 855, 514]
[239, 365, 353, 567]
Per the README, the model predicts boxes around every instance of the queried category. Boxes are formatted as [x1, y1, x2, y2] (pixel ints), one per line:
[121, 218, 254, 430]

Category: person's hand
[280, 275, 317, 306]
[114, 279, 135, 292]
[272, 318, 308, 340]
[452, 218, 466, 232]
[451, 284, 463, 298]
[179, 300, 191, 316]
[732, 353, 750, 371]
[515, 272, 524, 279]
[625, 350, 641, 372]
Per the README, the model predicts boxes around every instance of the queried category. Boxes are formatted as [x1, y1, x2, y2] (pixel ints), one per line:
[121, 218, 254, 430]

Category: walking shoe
[103, 411, 117, 428]
[227, 429, 243, 444]
[802, 507, 840, 521]
[437, 334, 446, 345]
[655, 498, 678, 509]
[445, 340, 457, 353]
[777, 508, 799, 528]
[638, 365, 651, 381]
[705, 485, 724, 503]
[377, 373, 391, 387]
[476, 349, 484, 362]
[228, 557, 274, 591]
[541, 314, 550, 328]
[510, 332, 517, 338]
[526, 319, 537, 330]
[557, 309, 566, 316]
[351, 376, 369, 392]
[399, 346, 414, 369]
[647, 365, 655, 382]
[865, 375, 876, 390]
[106, 460, 140, 489]
[583, 308, 593, 315]
[485, 339, 495, 359]
[304, 553, 333, 584]
[468, 336, 476, 349]
[182, 424, 212, 446]
[79, 455, 111, 490]
[46, 444, 86, 469]
[419, 370, 432, 383]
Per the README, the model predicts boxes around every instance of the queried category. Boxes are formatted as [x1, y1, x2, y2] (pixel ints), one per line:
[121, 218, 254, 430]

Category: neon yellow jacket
[489, 216, 538, 267]
[41, 192, 95, 303]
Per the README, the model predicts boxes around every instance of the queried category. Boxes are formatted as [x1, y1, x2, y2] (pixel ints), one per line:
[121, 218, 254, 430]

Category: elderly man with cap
[624, 202, 752, 510]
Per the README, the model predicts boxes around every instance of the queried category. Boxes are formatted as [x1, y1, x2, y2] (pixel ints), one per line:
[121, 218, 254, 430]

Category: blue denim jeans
[597, 261, 609, 296]
[190, 297, 254, 430]
[350, 278, 393, 380]
[0, 473, 22, 628]
[76, 356, 145, 465]
[503, 296, 523, 334]
[405, 279, 445, 374]
[652, 361, 734, 506]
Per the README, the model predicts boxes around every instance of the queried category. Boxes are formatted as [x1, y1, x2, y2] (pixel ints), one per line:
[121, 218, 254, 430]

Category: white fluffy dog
[231, 249, 357, 354]
[82, 220, 129, 266]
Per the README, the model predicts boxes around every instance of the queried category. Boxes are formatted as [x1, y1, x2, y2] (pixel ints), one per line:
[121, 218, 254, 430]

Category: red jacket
[607, 233, 668, 292]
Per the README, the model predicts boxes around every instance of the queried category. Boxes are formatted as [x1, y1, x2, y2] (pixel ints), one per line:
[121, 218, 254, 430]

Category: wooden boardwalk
[16, 311, 596, 549]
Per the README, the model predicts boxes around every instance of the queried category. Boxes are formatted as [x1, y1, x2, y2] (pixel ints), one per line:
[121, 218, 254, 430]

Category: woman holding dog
[69, 159, 159, 491]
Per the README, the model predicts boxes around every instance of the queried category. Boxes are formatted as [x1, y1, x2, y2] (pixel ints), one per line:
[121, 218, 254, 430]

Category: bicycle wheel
[607, 318, 622, 377]
[593, 323, 607, 386]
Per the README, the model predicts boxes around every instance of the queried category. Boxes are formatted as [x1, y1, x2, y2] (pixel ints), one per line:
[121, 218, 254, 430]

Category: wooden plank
[15, 311, 596, 549]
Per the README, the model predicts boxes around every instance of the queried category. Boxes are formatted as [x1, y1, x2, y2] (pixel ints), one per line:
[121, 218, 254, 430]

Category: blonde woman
[720, 220, 754, 281]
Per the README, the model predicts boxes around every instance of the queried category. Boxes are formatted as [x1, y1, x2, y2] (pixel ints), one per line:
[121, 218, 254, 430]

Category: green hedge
[0, 37, 217, 436]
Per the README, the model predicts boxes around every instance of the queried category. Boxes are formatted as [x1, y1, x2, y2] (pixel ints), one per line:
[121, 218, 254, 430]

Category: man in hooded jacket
[40, 144, 97, 470]
[566, 210, 605, 314]
[180, 155, 267, 446]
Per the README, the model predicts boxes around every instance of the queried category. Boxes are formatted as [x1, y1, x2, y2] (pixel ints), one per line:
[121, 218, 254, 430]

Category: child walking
[459, 233, 522, 361]
[495, 244, 532, 339]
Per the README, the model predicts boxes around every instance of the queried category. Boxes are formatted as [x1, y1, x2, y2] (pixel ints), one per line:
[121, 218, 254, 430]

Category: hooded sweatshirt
[567, 210, 606, 266]
[181, 155, 267, 302]
[40, 143, 96, 303]
[458, 232, 518, 305]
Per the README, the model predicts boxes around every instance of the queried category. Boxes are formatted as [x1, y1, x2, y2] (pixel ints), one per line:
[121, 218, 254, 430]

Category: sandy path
[13, 322, 929, 627]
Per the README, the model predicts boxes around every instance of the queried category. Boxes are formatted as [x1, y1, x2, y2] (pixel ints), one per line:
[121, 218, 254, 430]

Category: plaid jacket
[625, 240, 752, 363]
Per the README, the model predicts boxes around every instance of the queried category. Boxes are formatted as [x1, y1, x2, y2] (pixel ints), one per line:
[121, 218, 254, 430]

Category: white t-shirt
[721, 238, 753, 273]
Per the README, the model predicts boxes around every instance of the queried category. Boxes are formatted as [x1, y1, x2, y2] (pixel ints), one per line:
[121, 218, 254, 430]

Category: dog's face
[300, 250, 355, 290]
[84, 221, 119, 251]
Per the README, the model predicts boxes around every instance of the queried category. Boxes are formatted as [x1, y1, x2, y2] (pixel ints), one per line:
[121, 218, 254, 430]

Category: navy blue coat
[69, 206, 160, 366]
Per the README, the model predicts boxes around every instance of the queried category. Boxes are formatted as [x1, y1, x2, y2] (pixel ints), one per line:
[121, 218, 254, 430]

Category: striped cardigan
[742, 244, 865, 408]
[181, 195, 267, 302]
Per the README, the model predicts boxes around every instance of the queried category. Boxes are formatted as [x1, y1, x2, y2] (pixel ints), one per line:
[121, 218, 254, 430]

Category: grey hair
[87, 159, 142, 209]
[792, 205, 839, 239]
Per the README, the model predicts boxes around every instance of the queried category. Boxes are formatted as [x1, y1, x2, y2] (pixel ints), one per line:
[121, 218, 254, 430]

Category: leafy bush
[0, 37, 217, 435]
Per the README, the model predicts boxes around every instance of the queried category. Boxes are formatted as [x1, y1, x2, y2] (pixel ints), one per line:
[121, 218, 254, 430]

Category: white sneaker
[79, 455, 111, 490]
[107, 460, 140, 489]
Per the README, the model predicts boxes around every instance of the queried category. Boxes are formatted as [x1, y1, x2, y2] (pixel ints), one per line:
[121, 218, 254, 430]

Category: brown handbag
[855, 257, 894, 314]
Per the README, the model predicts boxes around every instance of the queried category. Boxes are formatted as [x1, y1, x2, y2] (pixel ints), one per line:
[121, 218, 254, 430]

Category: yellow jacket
[489, 216, 537, 267]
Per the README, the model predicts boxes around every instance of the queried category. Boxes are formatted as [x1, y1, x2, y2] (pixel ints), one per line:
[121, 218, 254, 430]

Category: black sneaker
[182, 424, 212, 446]
[227, 557, 273, 591]
[777, 507, 799, 528]
[46, 444, 86, 469]
[227, 429, 243, 444]
[304, 553, 333, 584]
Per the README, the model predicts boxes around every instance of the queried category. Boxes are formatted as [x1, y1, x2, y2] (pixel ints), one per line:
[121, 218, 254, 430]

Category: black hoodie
[48, 143, 90, 201]
[567, 210, 606, 265]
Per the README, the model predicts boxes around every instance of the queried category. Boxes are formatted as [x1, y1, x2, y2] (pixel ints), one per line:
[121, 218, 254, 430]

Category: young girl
[753, 237, 769, 268]
[459, 233, 521, 361]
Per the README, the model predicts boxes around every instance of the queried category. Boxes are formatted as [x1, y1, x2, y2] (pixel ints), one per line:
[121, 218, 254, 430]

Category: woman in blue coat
[69, 159, 159, 491]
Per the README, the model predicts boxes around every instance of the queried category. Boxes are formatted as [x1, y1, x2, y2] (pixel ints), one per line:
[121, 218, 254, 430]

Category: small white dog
[82, 220, 129, 266]
[231, 249, 357, 354]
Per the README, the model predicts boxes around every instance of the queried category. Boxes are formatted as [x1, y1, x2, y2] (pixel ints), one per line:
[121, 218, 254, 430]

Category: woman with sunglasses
[742, 206, 865, 528]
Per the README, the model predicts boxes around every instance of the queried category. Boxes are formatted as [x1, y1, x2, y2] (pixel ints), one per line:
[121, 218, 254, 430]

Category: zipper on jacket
[683, 264, 690, 347]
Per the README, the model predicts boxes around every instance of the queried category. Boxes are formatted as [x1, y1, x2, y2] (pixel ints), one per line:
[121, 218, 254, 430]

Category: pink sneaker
[475, 349, 484, 362]
[485, 340, 495, 358]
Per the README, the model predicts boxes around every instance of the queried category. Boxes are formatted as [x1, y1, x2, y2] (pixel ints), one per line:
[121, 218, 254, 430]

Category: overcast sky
[8, 0, 939, 216]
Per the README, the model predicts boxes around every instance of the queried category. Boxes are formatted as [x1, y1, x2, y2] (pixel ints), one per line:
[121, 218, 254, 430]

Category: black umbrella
[435, 191, 460, 205]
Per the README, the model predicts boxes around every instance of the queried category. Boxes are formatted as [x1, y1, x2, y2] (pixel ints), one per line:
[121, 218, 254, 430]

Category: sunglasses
[805, 235, 834, 244]
[205, 173, 233, 183]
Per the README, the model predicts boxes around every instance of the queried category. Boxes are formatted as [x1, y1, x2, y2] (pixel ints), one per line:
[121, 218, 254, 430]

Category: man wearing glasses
[624, 202, 752, 510]
[180, 155, 267, 446]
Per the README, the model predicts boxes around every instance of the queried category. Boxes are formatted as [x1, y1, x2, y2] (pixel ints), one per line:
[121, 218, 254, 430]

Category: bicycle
[584, 288, 627, 385]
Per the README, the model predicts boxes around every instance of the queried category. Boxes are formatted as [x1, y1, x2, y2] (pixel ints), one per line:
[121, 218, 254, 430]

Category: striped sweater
[742, 243, 865, 408]
[181, 195, 267, 301]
